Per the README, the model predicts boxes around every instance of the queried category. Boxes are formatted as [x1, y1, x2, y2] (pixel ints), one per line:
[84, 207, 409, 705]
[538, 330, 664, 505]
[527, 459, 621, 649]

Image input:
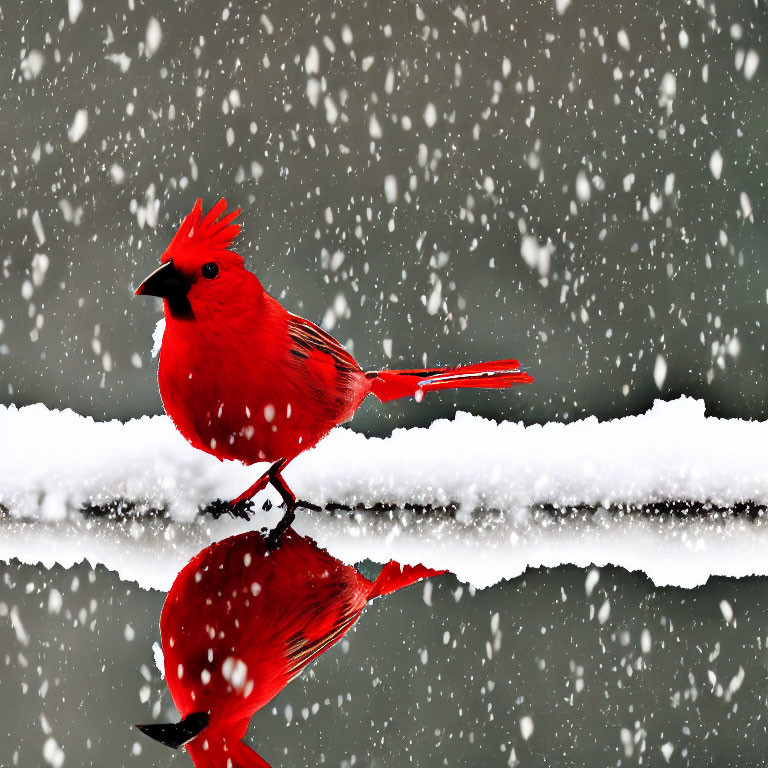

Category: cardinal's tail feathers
[369, 359, 534, 403]
[186, 732, 272, 768]
[368, 560, 446, 600]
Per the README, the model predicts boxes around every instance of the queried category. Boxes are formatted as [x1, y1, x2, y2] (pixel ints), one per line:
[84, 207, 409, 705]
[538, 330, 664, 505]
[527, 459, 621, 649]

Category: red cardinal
[136, 529, 444, 767]
[136, 199, 533, 540]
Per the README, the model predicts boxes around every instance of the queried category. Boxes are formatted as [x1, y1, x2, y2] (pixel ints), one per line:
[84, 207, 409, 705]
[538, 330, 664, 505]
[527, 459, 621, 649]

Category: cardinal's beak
[135, 711, 209, 750]
[135, 259, 191, 298]
[135, 259, 195, 318]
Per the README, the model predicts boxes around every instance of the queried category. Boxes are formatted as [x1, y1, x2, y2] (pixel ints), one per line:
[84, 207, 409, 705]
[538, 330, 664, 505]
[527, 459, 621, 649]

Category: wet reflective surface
[2, 558, 766, 767]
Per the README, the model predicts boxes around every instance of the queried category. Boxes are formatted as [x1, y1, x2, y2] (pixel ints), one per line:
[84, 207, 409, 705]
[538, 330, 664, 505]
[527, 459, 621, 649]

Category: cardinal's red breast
[159, 278, 369, 465]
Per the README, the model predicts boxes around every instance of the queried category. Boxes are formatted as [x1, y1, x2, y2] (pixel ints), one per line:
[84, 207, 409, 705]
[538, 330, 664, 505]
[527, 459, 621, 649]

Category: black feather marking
[286, 315, 360, 374]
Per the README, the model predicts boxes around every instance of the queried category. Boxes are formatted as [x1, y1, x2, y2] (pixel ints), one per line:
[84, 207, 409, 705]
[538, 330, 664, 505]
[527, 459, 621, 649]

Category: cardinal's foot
[201, 498, 254, 521]
[295, 499, 323, 512]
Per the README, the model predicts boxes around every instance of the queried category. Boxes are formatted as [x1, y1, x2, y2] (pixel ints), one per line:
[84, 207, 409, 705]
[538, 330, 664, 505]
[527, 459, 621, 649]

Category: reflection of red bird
[136, 199, 533, 539]
[136, 529, 444, 767]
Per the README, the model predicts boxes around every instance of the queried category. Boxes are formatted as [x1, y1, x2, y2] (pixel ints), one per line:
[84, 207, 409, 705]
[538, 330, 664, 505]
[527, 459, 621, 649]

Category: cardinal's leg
[229, 460, 285, 506]
[264, 468, 322, 549]
[204, 459, 320, 537]
[202, 460, 283, 521]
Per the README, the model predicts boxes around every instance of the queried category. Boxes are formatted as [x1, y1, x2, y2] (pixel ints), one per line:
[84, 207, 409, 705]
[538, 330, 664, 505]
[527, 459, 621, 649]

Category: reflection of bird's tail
[369, 359, 533, 403]
[368, 561, 446, 600]
[137, 713, 271, 768]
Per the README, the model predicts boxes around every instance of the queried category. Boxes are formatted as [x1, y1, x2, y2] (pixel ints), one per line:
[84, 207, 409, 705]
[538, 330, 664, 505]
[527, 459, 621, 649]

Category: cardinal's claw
[230, 499, 254, 520]
[201, 499, 229, 520]
[295, 499, 322, 512]
[201, 498, 253, 521]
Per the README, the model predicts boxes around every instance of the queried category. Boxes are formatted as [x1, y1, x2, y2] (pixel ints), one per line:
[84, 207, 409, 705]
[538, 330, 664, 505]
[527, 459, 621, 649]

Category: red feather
[137, 199, 532, 513]
[162, 197, 243, 267]
[155, 529, 444, 767]
[370, 359, 535, 402]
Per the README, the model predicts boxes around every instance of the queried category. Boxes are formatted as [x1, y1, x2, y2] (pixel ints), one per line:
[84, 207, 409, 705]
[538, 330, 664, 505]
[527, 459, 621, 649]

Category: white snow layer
[1, 397, 768, 590]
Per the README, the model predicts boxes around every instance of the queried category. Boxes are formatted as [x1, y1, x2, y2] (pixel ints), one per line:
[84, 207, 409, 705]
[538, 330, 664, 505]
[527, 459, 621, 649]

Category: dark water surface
[1, 559, 765, 767]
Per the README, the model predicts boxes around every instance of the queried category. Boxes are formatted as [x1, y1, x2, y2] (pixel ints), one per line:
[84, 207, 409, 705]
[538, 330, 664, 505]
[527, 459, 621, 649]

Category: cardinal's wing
[285, 313, 361, 375]
[283, 599, 364, 681]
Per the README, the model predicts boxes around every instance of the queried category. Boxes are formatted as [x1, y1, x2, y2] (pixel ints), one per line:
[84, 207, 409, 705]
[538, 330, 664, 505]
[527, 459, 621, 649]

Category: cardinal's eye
[201, 262, 219, 279]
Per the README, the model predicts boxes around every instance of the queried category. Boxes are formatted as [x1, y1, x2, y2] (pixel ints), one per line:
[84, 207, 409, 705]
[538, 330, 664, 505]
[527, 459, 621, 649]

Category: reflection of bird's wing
[285, 312, 361, 375]
[283, 599, 365, 681]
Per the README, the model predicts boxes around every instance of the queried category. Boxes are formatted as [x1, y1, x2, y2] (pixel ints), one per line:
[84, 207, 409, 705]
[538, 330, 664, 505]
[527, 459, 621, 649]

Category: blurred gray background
[0, 0, 765, 430]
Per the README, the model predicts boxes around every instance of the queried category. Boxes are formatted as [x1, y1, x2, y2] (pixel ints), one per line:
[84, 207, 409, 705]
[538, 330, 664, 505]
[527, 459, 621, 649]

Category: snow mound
[2, 396, 767, 517]
[1, 397, 768, 589]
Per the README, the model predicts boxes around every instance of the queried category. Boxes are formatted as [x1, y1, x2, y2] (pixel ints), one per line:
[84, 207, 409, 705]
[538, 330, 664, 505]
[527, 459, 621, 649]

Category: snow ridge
[1, 397, 767, 589]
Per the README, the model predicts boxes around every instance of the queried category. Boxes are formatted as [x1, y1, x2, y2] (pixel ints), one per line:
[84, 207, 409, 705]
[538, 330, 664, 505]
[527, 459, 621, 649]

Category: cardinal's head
[135, 198, 248, 319]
